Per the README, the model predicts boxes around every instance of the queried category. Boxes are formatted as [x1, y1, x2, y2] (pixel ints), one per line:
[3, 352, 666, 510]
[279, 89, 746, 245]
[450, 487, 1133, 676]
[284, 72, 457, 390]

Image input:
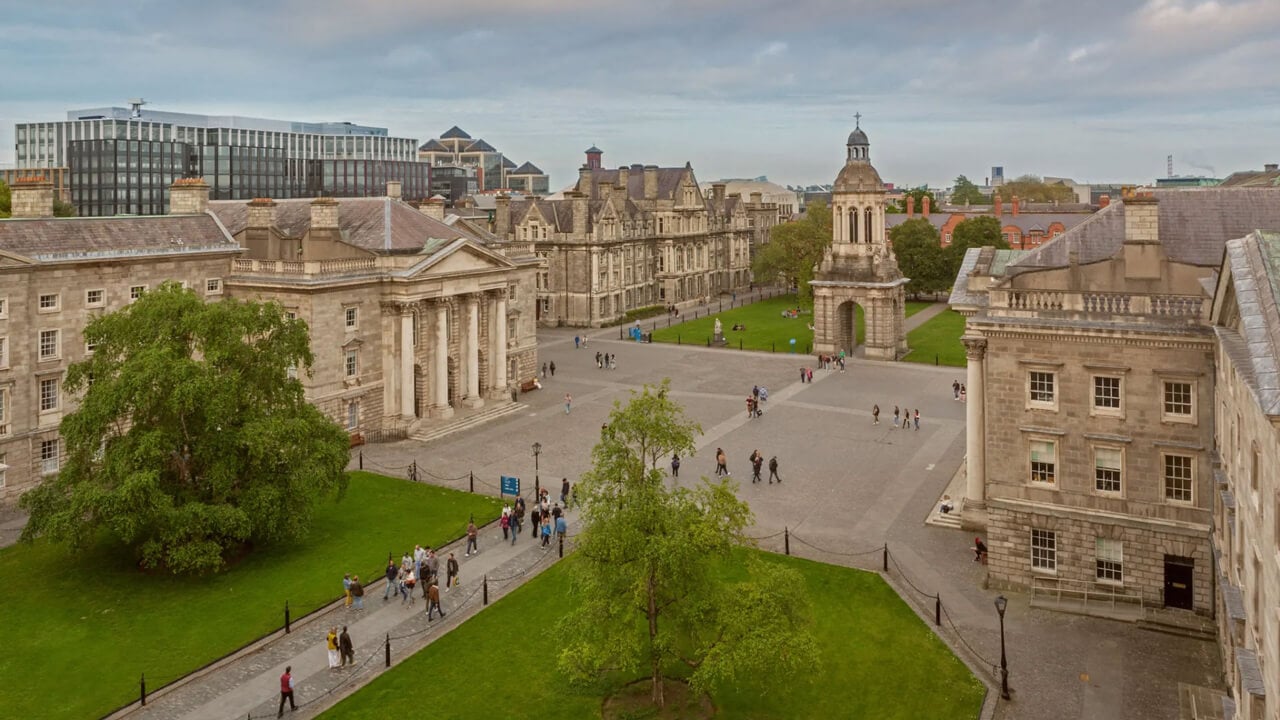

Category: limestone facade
[951, 188, 1280, 631]
[0, 179, 540, 501]
[811, 121, 908, 360]
[496, 150, 753, 327]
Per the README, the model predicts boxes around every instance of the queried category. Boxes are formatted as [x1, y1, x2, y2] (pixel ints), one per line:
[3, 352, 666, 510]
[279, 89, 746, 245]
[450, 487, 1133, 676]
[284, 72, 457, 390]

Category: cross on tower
[854, 112, 862, 127]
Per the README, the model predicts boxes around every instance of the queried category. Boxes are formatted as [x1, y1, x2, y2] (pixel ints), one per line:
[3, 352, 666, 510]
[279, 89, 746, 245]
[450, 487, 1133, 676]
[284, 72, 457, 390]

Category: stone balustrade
[990, 288, 1207, 321]
[231, 257, 378, 276]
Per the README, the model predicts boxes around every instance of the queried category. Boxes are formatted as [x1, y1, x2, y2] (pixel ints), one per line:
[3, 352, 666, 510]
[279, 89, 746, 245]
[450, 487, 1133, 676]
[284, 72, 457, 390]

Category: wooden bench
[520, 379, 539, 393]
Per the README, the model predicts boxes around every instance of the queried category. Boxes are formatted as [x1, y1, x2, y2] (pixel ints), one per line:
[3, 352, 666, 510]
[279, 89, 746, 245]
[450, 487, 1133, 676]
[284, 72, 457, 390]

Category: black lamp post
[994, 594, 1010, 700]
[532, 442, 542, 500]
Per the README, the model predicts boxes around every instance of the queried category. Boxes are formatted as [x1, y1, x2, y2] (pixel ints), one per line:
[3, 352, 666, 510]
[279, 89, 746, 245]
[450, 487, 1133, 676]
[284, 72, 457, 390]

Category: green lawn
[903, 309, 968, 367]
[1, 471, 502, 720]
[905, 300, 934, 318]
[324, 549, 984, 719]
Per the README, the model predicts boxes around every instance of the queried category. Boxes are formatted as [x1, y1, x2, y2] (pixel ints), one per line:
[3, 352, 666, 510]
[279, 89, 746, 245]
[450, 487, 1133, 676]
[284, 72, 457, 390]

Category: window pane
[1163, 455, 1193, 502]
[1030, 372, 1055, 403]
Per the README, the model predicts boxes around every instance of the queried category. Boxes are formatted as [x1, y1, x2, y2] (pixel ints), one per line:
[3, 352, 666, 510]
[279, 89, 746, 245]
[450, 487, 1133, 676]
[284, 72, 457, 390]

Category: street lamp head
[532, 442, 542, 455]
[994, 595, 1008, 618]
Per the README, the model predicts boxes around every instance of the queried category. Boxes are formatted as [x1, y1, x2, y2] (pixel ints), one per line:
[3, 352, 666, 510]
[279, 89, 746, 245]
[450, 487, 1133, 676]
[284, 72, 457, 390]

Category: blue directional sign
[500, 475, 520, 496]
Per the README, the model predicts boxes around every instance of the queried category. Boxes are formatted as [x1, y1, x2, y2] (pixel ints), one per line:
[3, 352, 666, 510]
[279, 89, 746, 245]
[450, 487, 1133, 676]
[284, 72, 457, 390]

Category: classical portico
[811, 120, 909, 360]
[960, 334, 987, 530]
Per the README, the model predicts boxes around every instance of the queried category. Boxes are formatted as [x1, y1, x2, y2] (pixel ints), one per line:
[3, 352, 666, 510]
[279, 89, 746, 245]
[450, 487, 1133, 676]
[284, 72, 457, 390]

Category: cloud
[754, 41, 788, 63]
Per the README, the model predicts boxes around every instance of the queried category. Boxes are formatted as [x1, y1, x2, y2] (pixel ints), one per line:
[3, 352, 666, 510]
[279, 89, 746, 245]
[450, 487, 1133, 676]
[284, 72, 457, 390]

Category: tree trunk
[648, 569, 664, 708]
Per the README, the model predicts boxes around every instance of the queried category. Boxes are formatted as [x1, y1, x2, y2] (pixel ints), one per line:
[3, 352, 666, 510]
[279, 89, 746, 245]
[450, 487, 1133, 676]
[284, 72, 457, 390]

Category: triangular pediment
[410, 238, 517, 278]
[0, 248, 37, 266]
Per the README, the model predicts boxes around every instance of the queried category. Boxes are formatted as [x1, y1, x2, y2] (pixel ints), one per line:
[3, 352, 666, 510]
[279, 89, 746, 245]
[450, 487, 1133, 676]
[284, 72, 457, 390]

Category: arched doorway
[834, 300, 865, 355]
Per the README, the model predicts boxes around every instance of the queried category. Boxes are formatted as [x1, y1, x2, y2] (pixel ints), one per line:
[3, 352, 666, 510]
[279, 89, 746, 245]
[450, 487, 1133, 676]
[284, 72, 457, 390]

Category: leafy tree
[20, 282, 350, 574]
[996, 174, 1076, 203]
[0, 180, 10, 218]
[949, 175, 988, 206]
[890, 219, 949, 298]
[752, 199, 832, 305]
[52, 198, 77, 217]
[944, 216, 1009, 282]
[559, 381, 818, 708]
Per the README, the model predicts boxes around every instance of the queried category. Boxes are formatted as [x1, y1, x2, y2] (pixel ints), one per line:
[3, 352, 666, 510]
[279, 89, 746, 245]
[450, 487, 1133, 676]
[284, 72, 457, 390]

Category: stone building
[1210, 230, 1278, 718]
[0, 177, 540, 501]
[496, 149, 753, 326]
[950, 187, 1280, 620]
[886, 193, 1095, 250]
[810, 121, 908, 360]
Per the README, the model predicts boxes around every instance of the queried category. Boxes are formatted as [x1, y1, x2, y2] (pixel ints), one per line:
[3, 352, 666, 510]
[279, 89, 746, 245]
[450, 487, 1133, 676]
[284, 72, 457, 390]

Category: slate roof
[582, 167, 687, 202]
[511, 161, 544, 175]
[464, 139, 497, 153]
[1216, 230, 1280, 415]
[1008, 188, 1280, 273]
[885, 212, 1091, 235]
[418, 139, 450, 153]
[208, 198, 487, 255]
[440, 126, 471, 140]
[502, 157, 517, 169]
[1220, 168, 1280, 188]
[0, 214, 238, 259]
[585, 146, 602, 154]
[948, 247, 1032, 307]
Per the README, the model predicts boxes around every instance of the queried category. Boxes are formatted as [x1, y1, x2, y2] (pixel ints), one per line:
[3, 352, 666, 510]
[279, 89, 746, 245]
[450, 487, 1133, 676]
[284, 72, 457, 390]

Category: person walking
[540, 515, 552, 547]
[446, 552, 459, 590]
[349, 575, 364, 609]
[541, 362, 548, 378]
[595, 351, 603, 369]
[746, 396, 756, 419]
[550, 361, 556, 377]
[560, 477, 570, 506]
[671, 453, 680, 477]
[500, 511, 510, 541]
[465, 519, 478, 556]
[807, 368, 814, 383]
[530, 504, 542, 543]
[427, 577, 445, 621]
[751, 450, 764, 483]
[574, 335, 580, 349]
[872, 404, 880, 425]
[768, 455, 780, 484]
[342, 573, 352, 608]
[799, 367, 807, 383]
[555, 512, 567, 543]
[952, 379, 960, 400]
[901, 404, 911, 430]
[914, 409, 920, 431]
[278, 666, 297, 717]
[326, 627, 340, 669]
[960, 384, 967, 401]
[565, 393, 572, 414]
[893, 405, 900, 427]
[715, 448, 729, 477]
[339, 626, 354, 666]
[381, 560, 399, 601]
[425, 549, 439, 595]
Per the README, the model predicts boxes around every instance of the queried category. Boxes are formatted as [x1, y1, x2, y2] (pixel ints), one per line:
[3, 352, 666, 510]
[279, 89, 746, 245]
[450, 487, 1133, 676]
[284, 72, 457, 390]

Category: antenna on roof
[1167, 154, 1173, 179]
[128, 98, 148, 119]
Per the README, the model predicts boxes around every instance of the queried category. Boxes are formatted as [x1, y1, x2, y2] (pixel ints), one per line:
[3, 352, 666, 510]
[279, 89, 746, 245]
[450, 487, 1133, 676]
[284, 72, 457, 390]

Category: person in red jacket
[277, 666, 296, 717]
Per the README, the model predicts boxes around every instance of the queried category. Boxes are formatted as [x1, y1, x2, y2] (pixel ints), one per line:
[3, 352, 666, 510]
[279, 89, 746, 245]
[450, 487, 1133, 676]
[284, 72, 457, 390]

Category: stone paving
[65, 298, 1221, 719]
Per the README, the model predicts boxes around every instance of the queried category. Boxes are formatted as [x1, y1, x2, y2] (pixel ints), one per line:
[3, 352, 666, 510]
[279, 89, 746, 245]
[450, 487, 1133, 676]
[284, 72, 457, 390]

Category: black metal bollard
[558, 533, 564, 558]
[469, 471, 474, 493]
[706, 338, 710, 347]
[385, 633, 391, 667]
[358, 451, 363, 470]
[619, 327, 623, 340]
[935, 595, 942, 627]
[483, 575, 489, 606]
[883, 544, 889, 572]
[739, 340, 743, 350]
[784, 527, 790, 556]
[772, 341, 776, 353]
[284, 600, 291, 633]
[677, 334, 681, 345]
[935, 354, 939, 366]
[140, 673, 147, 706]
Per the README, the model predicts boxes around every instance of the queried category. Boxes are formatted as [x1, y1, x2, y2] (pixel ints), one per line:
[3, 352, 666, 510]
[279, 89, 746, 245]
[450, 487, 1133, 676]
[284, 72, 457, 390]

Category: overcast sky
[2, 0, 1277, 189]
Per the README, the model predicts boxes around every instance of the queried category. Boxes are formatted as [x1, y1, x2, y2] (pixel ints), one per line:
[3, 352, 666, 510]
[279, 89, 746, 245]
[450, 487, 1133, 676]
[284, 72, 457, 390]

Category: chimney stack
[386, 180, 402, 201]
[712, 183, 726, 204]
[245, 198, 277, 258]
[570, 191, 588, 236]
[644, 165, 659, 200]
[585, 146, 603, 170]
[310, 196, 340, 230]
[617, 166, 630, 195]
[906, 195, 914, 218]
[10, 176, 56, 218]
[922, 195, 931, 219]
[750, 191, 763, 206]
[247, 197, 277, 228]
[1011, 195, 1019, 217]
[1098, 194, 1110, 209]
[1266, 163, 1279, 172]
[420, 197, 445, 221]
[1123, 193, 1160, 279]
[495, 193, 511, 238]
[993, 194, 1003, 217]
[578, 165, 594, 196]
[168, 178, 209, 216]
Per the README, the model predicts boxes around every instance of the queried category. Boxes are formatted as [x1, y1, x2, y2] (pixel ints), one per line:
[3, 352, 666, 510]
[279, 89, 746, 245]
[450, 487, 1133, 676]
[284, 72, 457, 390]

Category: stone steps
[409, 401, 527, 445]
[1139, 608, 1218, 641]
[926, 511, 962, 529]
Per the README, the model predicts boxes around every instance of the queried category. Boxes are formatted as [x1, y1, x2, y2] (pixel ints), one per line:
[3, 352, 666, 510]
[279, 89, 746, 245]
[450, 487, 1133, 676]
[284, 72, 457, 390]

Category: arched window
[850, 208, 859, 243]
[865, 207, 873, 243]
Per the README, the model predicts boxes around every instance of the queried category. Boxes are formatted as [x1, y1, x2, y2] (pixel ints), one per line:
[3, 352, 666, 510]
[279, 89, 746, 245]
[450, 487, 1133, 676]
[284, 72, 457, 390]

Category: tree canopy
[943, 216, 1010, 283]
[996, 175, 1076, 204]
[559, 381, 818, 708]
[0, 180, 10, 218]
[890, 219, 950, 298]
[20, 282, 351, 574]
[949, 175, 988, 206]
[752, 199, 832, 305]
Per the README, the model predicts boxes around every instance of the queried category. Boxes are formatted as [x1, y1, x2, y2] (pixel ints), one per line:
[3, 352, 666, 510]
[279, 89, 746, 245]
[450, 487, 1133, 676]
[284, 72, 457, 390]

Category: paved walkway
[905, 300, 949, 331]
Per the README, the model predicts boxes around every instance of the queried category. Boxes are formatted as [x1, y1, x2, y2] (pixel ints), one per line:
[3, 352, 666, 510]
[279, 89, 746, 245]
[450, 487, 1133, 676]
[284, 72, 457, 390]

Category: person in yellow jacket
[326, 627, 340, 668]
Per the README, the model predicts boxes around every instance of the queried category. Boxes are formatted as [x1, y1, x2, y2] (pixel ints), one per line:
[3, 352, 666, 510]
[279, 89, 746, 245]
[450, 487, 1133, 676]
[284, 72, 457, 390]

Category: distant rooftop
[64, 107, 391, 137]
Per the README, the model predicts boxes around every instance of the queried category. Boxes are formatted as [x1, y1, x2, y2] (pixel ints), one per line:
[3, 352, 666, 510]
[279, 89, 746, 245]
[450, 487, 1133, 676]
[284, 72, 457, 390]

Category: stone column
[962, 335, 987, 520]
[431, 301, 453, 419]
[399, 306, 415, 420]
[463, 295, 484, 408]
[493, 291, 508, 397]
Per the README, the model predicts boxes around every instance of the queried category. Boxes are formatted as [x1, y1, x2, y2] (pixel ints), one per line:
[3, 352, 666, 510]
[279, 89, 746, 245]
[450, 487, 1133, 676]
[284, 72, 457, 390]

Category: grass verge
[903, 309, 967, 367]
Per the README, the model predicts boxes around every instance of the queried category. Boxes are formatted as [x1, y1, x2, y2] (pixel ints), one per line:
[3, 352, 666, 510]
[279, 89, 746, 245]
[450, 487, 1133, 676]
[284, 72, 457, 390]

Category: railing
[231, 257, 378, 276]
[992, 289, 1206, 320]
[1030, 576, 1145, 612]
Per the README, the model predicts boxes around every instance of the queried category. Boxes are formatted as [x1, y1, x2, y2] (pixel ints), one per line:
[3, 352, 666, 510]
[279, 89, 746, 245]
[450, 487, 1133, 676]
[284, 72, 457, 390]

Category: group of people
[869, 404, 922, 430]
[594, 351, 617, 370]
[705, 446, 780, 485]
[952, 379, 968, 401]
[746, 384, 769, 418]
[324, 626, 355, 669]
[540, 361, 557, 378]
[816, 352, 847, 373]
[500, 482, 571, 550]
[377, 544, 457, 621]
[572, 334, 591, 348]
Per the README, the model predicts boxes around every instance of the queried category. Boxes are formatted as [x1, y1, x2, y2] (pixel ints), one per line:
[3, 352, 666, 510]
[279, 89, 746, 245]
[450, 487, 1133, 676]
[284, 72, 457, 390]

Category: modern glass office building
[17, 106, 429, 215]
